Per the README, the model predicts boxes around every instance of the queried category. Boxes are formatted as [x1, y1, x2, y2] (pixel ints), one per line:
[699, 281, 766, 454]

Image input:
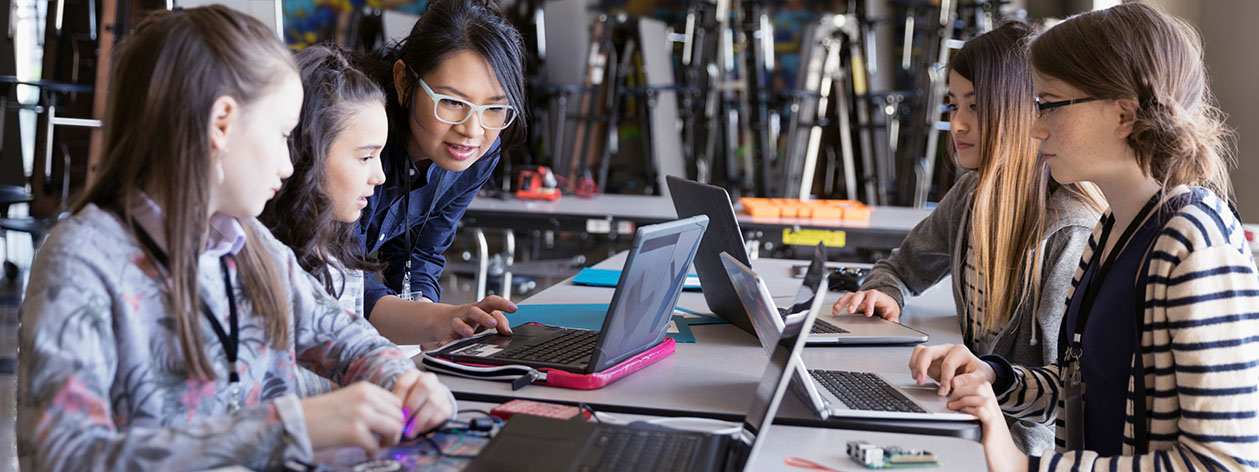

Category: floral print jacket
[17, 204, 423, 471]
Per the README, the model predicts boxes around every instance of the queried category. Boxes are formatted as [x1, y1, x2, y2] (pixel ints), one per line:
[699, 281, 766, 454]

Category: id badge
[1064, 355, 1085, 450]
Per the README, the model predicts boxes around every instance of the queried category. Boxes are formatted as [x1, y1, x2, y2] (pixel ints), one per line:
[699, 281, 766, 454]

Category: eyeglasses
[416, 77, 517, 130]
[1035, 96, 1098, 117]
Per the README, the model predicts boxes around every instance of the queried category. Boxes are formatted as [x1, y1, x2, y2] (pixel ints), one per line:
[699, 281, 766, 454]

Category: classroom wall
[1200, 1, 1259, 222]
[1147, 0, 1259, 221]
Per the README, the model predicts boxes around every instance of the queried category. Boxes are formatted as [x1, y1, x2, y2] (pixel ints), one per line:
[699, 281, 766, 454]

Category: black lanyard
[132, 222, 240, 384]
[1068, 192, 1163, 359]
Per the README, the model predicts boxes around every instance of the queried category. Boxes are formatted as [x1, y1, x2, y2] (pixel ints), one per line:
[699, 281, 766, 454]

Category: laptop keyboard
[493, 329, 599, 365]
[587, 427, 700, 472]
[809, 370, 926, 413]
[810, 319, 850, 334]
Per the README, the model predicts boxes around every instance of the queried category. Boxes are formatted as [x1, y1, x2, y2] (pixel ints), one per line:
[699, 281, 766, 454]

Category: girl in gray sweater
[832, 20, 1104, 453]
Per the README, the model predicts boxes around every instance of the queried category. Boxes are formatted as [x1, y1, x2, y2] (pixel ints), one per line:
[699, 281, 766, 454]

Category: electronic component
[490, 399, 589, 421]
[846, 441, 939, 469]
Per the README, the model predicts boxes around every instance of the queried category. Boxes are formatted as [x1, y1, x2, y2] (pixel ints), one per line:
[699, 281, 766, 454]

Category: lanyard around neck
[132, 222, 241, 383]
[1068, 192, 1163, 358]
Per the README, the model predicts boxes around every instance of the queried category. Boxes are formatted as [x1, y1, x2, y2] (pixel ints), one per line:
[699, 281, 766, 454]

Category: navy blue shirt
[356, 137, 501, 317]
[1062, 196, 1185, 456]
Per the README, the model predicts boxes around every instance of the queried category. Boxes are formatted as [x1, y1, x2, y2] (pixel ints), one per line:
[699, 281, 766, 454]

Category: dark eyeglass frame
[1035, 96, 1098, 117]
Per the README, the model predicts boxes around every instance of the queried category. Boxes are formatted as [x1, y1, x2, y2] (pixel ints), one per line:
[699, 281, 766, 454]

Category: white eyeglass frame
[416, 77, 517, 130]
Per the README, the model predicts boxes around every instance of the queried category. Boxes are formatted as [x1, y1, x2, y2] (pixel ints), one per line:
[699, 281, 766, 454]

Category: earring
[216, 162, 225, 183]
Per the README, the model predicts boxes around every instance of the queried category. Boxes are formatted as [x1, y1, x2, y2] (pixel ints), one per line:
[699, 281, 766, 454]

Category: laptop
[666, 176, 926, 345]
[730, 256, 975, 422]
[434, 216, 709, 374]
[723, 248, 928, 345]
[465, 277, 823, 472]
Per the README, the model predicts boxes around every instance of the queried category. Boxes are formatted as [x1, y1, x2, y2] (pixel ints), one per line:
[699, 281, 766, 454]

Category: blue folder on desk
[573, 268, 702, 291]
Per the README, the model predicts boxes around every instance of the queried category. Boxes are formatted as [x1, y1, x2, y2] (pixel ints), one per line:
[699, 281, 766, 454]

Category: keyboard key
[809, 370, 926, 413]
[810, 320, 850, 334]
[494, 329, 599, 364]
[591, 427, 700, 471]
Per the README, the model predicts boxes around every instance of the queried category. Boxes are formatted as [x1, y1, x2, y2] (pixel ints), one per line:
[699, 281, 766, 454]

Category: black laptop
[465, 276, 824, 472]
[434, 216, 709, 374]
[668, 176, 927, 345]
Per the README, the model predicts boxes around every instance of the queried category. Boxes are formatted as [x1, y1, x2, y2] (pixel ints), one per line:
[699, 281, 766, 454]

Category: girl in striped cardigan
[908, 4, 1259, 471]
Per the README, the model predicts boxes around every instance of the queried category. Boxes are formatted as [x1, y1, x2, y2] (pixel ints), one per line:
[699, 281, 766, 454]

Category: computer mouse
[827, 267, 869, 292]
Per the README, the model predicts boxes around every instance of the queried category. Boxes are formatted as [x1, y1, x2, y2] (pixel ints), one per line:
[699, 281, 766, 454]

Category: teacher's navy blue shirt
[355, 137, 501, 317]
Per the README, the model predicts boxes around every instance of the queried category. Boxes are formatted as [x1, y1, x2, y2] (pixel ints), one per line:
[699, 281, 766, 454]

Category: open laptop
[723, 248, 928, 345]
[730, 255, 974, 422]
[434, 216, 709, 374]
[667, 176, 925, 345]
[466, 276, 823, 472]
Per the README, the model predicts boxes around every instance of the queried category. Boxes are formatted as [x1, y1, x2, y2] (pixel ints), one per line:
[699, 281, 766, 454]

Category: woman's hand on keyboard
[907, 343, 995, 396]
[832, 289, 901, 322]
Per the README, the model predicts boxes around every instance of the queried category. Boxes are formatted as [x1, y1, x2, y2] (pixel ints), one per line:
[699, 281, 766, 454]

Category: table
[459, 194, 930, 301]
[418, 252, 980, 440]
[307, 400, 990, 471]
[464, 194, 931, 252]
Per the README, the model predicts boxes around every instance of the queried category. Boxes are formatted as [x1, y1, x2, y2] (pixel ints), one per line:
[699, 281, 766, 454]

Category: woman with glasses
[908, 4, 1259, 470]
[831, 20, 1104, 453]
[350, 0, 524, 345]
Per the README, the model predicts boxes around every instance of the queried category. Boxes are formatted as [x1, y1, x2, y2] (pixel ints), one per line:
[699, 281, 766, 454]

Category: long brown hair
[78, 6, 297, 380]
[950, 20, 1104, 331]
[261, 44, 385, 298]
[1031, 3, 1234, 198]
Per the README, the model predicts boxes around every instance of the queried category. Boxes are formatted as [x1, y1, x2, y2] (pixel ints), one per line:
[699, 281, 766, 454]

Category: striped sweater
[992, 188, 1259, 471]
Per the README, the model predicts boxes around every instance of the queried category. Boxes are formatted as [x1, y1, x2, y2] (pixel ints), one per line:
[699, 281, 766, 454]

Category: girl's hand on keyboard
[907, 343, 995, 396]
[833, 289, 901, 322]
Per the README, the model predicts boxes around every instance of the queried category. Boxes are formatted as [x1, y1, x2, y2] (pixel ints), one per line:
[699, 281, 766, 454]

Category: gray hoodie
[860, 171, 1100, 454]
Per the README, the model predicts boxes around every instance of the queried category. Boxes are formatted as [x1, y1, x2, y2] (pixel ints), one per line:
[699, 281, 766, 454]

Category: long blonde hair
[78, 6, 298, 380]
[950, 20, 1105, 331]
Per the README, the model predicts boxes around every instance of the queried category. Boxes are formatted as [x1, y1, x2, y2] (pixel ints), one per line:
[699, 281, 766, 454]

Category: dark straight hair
[362, 0, 527, 155]
[78, 5, 296, 380]
[261, 44, 386, 299]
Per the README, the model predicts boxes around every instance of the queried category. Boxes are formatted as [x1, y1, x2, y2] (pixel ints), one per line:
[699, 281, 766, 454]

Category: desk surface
[422, 253, 977, 439]
[305, 400, 989, 472]
[468, 400, 988, 472]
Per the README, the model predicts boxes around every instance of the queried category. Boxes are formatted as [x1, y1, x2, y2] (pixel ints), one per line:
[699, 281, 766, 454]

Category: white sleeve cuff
[273, 394, 314, 463]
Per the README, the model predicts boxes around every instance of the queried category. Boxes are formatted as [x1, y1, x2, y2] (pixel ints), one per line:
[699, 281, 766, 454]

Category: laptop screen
[739, 278, 824, 463]
[593, 216, 708, 371]
[721, 252, 783, 356]
[781, 244, 826, 317]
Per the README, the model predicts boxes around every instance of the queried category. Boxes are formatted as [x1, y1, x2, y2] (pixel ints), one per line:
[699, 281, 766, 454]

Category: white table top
[415, 252, 975, 439]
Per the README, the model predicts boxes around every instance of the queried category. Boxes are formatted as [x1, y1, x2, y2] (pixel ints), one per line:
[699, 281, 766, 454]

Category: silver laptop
[723, 251, 974, 422]
[730, 245, 928, 345]
[467, 272, 822, 472]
